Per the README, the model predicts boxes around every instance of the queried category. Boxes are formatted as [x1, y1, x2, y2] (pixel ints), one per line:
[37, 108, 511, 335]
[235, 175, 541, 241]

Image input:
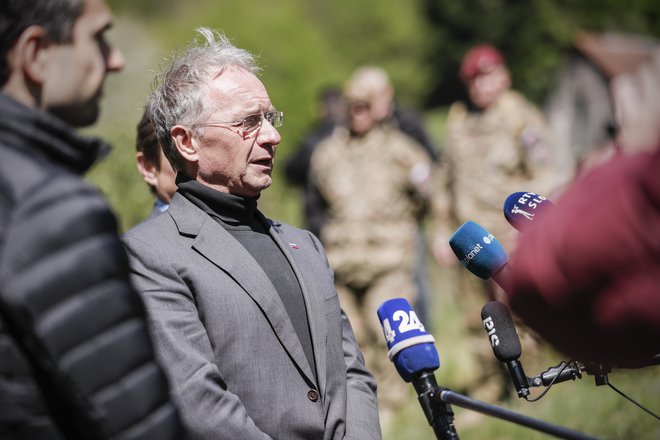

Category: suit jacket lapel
[168, 194, 317, 386]
[264, 214, 327, 395]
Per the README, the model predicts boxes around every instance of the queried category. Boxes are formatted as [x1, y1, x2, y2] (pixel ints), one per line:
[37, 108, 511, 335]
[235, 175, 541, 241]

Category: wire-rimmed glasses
[193, 111, 283, 134]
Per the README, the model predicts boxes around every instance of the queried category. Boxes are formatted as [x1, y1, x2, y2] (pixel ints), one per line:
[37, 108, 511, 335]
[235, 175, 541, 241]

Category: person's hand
[409, 162, 433, 197]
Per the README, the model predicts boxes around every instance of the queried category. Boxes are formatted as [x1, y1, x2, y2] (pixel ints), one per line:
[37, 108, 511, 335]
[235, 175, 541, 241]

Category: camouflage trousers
[335, 269, 416, 428]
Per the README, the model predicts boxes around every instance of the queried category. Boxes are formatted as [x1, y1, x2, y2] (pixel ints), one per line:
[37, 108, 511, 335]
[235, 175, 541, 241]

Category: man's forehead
[207, 68, 271, 110]
[76, 0, 113, 33]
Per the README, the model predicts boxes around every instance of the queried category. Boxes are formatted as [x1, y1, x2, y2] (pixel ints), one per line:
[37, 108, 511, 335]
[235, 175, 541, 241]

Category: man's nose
[106, 45, 125, 73]
[258, 118, 282, 147]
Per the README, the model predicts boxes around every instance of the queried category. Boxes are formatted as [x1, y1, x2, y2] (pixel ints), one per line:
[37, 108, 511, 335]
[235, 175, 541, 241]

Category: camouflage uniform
[310, 123, 435, 421]
[441, 89, 556, 401]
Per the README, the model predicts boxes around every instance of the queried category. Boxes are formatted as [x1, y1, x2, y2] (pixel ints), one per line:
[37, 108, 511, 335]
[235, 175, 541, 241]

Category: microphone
[377, 297, 438, 382]
[503, 191, 553, 232]
[379, 299, 599, 440]
[481, 301, 583, 398]
[377, 298, 458, 439]
[481, 301, 530, 398]
[449, 221, 510, 291]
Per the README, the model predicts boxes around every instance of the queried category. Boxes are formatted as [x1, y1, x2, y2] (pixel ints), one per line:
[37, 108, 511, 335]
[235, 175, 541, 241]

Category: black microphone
[482, 301, 584, 398]
[481, 301, 530, 398]
[377, 298, 459, 439]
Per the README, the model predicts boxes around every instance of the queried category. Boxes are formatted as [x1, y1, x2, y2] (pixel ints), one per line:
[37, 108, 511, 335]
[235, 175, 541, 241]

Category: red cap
[460, 44, 504, 82]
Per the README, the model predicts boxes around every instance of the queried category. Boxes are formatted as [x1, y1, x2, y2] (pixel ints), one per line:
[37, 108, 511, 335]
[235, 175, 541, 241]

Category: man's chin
[251, 177, 273, 194]
[50, 103, 100, 128]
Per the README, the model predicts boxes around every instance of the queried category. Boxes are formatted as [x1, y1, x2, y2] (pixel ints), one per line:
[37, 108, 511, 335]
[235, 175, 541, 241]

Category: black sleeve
[0, 166, 183, 439]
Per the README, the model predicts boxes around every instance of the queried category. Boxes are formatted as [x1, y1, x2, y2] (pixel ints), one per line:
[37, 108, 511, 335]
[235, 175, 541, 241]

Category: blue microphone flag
[503, 191, 554, 232]
[449, 221, 508, 280]
[377, 298, 439, 382]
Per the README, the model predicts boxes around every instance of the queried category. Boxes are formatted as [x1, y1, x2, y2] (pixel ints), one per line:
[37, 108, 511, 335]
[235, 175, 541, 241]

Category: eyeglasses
[193, 111, 283, 133]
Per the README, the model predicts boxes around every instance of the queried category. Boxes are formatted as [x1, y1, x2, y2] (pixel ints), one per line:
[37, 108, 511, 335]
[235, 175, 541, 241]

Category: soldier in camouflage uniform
[309, 67, 438, 428]
[435, 45, 557, 403]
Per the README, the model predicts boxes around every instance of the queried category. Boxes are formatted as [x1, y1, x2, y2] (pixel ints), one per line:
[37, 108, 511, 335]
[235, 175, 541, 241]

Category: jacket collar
[0, 92, 110, 175]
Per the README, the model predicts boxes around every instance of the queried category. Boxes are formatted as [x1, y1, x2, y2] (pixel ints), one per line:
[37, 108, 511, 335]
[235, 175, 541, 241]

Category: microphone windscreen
[377, 298, 439, 382]
[481, 301, 522, 362]
[449, 221, 508, 280]
[503, 191, 554, 232]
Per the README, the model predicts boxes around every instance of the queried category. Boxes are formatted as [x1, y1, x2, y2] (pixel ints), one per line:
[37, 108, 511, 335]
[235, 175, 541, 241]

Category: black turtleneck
[177, 175, 317, 380]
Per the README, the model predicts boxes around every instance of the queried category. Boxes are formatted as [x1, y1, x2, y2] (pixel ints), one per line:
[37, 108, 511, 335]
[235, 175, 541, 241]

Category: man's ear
[12, 25, 50, 85]
[3, 26, 49, 103]
[136, 151, 159, 187]
[171, 125, 199, 163]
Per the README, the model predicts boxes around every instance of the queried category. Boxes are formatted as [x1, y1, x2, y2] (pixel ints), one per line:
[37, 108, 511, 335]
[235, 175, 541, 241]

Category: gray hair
[148, 27, 261, 171]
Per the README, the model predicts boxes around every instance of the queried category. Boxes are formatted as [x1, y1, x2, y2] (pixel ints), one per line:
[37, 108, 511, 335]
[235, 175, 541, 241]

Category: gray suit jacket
[123, 193, 380, 440]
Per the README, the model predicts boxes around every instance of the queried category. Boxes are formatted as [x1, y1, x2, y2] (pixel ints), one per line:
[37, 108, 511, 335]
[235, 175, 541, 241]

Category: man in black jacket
[0, 1, 182, 439]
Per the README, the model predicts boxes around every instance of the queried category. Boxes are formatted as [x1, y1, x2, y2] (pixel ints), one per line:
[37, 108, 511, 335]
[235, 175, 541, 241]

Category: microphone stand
[413, 372, 459, 439]
[414, 373, 600, 440]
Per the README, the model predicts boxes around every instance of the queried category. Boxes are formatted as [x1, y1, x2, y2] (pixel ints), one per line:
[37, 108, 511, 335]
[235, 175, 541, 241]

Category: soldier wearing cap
[309, 66, 440, 431]
[434, 44, 557, 402]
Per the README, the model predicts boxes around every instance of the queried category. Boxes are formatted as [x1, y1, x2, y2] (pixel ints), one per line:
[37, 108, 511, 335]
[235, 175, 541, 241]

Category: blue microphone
[378, 298, 458, 439]
[503, 191, 554, 232]
[377, 298, 439, 382]
[449, 221, 510, 291]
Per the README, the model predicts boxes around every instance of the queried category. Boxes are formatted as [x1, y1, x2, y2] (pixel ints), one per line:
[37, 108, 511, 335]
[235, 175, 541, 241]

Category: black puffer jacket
[0, 93, 182, 440]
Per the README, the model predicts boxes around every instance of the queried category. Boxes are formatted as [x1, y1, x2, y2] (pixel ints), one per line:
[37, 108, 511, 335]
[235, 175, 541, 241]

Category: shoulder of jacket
[448, 101, 468, 118]
[386, 129, 430, 161]
[312, 127, 349, 158]
[123, 209, 179, 247]
[498, 89, 535, 110]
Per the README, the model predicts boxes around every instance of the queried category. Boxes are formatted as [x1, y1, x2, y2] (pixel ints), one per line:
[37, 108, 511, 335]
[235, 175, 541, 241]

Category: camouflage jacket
[310, 125, 437, 287]
[440, 89, 557, 246]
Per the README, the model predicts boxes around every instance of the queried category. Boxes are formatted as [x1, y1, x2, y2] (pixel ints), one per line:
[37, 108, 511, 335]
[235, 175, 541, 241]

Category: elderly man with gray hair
[123, 28, 380, 440]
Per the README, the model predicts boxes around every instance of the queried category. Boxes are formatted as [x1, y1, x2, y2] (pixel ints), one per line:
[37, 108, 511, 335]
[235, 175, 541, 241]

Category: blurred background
[86, 0, 660, 438]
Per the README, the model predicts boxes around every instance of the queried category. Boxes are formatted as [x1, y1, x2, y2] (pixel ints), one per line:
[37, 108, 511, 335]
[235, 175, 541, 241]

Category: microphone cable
[524, 360, 575, 403]
[606, 380, 660, 421]
[525, 360, 660, 421]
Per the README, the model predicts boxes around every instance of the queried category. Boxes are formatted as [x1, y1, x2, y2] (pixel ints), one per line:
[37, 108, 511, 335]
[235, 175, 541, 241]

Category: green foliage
[422, 0, 660, 105]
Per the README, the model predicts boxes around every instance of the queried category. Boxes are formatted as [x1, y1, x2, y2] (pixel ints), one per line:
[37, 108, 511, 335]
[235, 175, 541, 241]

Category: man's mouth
[252, 158, 272, 167]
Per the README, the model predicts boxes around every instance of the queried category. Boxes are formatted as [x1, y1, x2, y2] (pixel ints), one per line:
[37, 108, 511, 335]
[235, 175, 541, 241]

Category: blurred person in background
[0, 0, 182, 439]
[346, 66, 441, 330]
[284, 85, 345, 237]
[434, 44, 557, 403]
[135, 107, 177, 219]
[123, 28, 380, 439]
[309, 65, 441, 430]
[303, 67, 441, 327]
